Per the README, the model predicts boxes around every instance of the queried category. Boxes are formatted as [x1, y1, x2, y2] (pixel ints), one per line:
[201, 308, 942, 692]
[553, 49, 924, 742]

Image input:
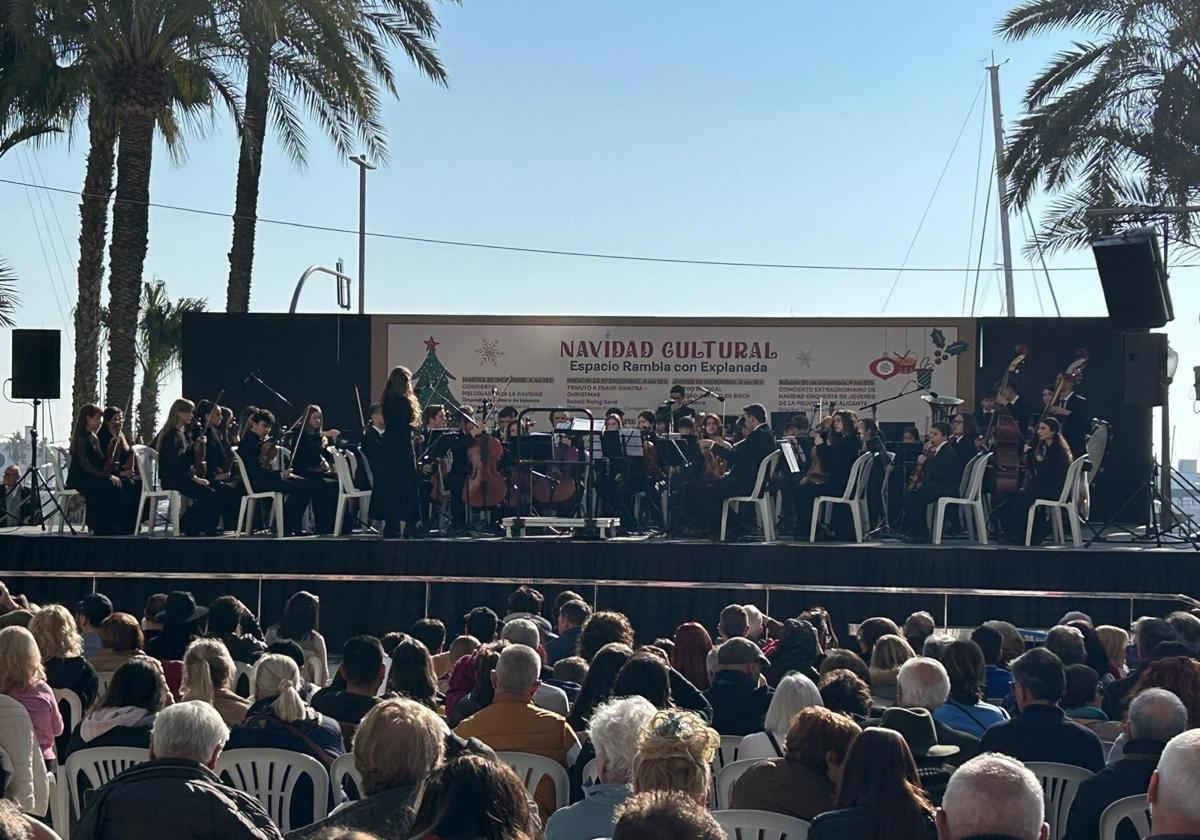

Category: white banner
[385, 320, 969, 424]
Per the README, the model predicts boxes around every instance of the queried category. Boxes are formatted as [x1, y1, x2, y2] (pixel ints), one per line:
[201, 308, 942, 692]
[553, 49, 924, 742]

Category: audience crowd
[0, 579, 1196, 839]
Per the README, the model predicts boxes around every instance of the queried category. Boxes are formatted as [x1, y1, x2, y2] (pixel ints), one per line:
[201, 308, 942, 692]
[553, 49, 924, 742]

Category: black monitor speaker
[11, 329, 61, 400]
[1092, 227, 1174, 330]
[1122, 332, 1167, 406]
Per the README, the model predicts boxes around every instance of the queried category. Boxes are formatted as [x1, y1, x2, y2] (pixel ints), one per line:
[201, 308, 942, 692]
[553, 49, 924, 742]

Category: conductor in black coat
[901, 421, 961, 541]
[373, 365, 420, 537]
[699, 403, 776, 534]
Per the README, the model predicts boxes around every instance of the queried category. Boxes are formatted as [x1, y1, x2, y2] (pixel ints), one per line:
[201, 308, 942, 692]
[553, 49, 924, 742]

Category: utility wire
[22, 149, 75, 339]
[969, 154, 995, 317]
[12, 157, 71, 336]
[1024, 204, 1061, 316]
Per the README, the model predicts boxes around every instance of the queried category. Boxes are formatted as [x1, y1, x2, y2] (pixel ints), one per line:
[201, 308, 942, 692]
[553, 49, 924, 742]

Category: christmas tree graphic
[413, 336, 462, 409]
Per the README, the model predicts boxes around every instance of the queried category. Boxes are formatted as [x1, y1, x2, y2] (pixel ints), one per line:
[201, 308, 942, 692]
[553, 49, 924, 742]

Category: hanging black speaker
[1092, 227, 1174, 330]
[11, 329, 61, 399]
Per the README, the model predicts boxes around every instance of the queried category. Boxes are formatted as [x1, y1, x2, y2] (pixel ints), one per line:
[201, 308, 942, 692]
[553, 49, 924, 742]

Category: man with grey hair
[501, 617, 570, 715]
[1064, 689, 1189, 840]
[936, 752, 1048, 840]
[896, 657, 980, 760]
[455, 644, 581, 820]
[75, 701, 282, 839]
[1148, 729, 1200, 838]
[543, 696, 656, 840]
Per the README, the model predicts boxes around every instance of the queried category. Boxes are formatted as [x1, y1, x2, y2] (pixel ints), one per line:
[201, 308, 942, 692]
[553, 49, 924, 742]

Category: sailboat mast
[988, 61, 1017, 316]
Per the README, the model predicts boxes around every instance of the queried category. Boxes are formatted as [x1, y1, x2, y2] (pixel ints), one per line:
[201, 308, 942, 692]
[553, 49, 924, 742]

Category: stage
[1, 531, 1196, 648]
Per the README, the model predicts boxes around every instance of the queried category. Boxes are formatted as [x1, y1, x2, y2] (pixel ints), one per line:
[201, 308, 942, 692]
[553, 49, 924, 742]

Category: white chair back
[1025, 761, 1095, 840]
[749, 451, 779, 499]
[25, 817, 62, 840]
[233, 661, 255, 698]
[132, 444, 160, 490]
[1058, 456, 1089, 504]
[715, 735, 742, 770]
[330, 449, 356, 495]
[966, 451, 992, 500]
[64, 746, 150, 818]
[496, 751, 569, 811]
[715, 758, 762, 809]
[581, 756, 600, 787]
[47, 449, 69, 492]
[51, 689, 83, 741]
[1099, 794, 1150, 840]
[712, 808, 810, 840]
[330, 751, 363, 804]
[357, 450, 374, 488]
[217, 748, 330, 833]
[848, 451, 875, 502]
[232, 449, 259, 496]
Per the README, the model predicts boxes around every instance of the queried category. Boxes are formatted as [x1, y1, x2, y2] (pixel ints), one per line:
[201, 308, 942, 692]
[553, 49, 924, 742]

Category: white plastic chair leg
[932, 501, 947, 545]
[1052, 510, 1065, 544]
[274, 496, 285, 537]
[171, 496, 181, 536]
[974, 503, 988, 545]
[235, 497, 249, 538]
[719, 500, 729, 541]
[1025, 504, 1038, 546]
[809, 501, 822, 542]
[1067, 510, 1082, 547]
[334, 498, 347, 536]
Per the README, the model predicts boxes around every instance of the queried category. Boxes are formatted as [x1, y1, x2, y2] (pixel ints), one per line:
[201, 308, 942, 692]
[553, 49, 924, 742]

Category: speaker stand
[1085, 460, 1196, 549]
[5, 398, 77, 535]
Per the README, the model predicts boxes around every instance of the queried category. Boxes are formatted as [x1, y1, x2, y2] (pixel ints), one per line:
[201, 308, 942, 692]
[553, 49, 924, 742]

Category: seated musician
[415, 403, 447, 524]
[497, 405, 518, 437]
[949, 413, 984, 476]
[899, 421, 961, 542]
[236, 408, 312, 535]
[443, 406, 477, 527]
[974, 392, 996, 436]
[153, 398, 222, 536]
[289, 404, 341, 534]
[66, 403, 137, 535]
[597, 413, 645, 531]
[98, 406, 137, 483]
[784, 411, 861, 539]
[697, 403, 775, 537]
[902, 426, 921, 444]
[358, 402, 386, 487]
[195, 399, 242, 530]
[1048, 375, 1089, 458]
[668, 385, 696, 431]
[1001, 417, 1073, 544]
[857, 417, 891, 526]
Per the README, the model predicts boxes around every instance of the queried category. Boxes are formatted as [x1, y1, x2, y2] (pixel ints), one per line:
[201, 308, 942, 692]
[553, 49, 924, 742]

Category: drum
[1085, 419, 1110, 486]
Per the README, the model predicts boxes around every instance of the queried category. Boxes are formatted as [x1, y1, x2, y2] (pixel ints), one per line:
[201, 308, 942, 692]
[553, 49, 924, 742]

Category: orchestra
[56, 355, 1096, 545]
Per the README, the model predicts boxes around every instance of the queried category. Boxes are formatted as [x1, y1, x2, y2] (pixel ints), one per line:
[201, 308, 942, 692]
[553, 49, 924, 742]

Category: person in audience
[0, 627, 62, 764]
[858, 616, 901, 659]
[464, 606, 499, 643]
[448, 641, 505, 727]
[743, 604, 766, 641]
[703, 637, 774, 735]
[878, 704, 962, 798]
[983, 620, 1028, 667]
[409, 618, 446, 660]
[971, 624, 1015, 700]
[227, 653, 344, 765]
[454, 644, 580, 818]
[500, 618, 569, 714]
[206, 596, 266, 664]
[28, 603, 100, 711]
[820, 648, 872, 683]
[614, 651, 672, 709]
[895, 657, 980, 759]
[75, 592, 113, 660]
[384, 636, 442, 711]
[1064, 688, 1188, 840]
[764, 618, 821, 686]
[923, 634, 957, 660]
[567, 642, 633, 731]
[503, 585, 551, 637]
[578, 611, 635, 661]
[0, 691, 51, 815]
[739, 673, 823, 760]
[610, 790, 724, 840]
[432, 634, 478, 693]
[1046, 625, 1086, 667]
[1067, 620, 1119, 678]
[545, 599, 591, 666]
[287, 698, 446, 840]
[1165, 610, 1200, 655]
[89, 612, 144, 673]
[65, 656, 171, 758]
[264, 639, 318, 700]
[144, 590, 207, 662]
[1062, 663, 1120, 739]
[544, 696, 656, 840]
[265, 591, 328, 688]
[905, 611, 937, 655]
[631, 708, 719, 804]
[868, 633, 915, 706]
[74, 700, 282, 839]
[549, 590, 586, 627]
[732, 706, 861, 819]
[716, 604, 749, 642]
[180, 638, 250, 727]
[1130, 656, 1200, 728]
[311, 635, 384, 737]
[0, 796, 56, 840]
[807, 727, 937, 840]
[980, 647, 1105, 771]
[820, 668, 873, 722]
[934, 640, 1009, 738]
[551, 656, 587, 694]
[670, 621, 713, 691]
[1095, 625, 1130, 677]
[1105, 616, 1176, 719]
[407, 754, 534, 840]
[141, 593, 167, 645]
[1146, 729, 1200, 839]
[935, 752, 1049, 840]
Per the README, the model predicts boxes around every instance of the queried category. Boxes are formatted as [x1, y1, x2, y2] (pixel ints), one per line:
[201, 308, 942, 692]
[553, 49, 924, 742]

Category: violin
[907, 439, 934, 491]
[103, 429, 136, 477]
[193, 391, 223, 479]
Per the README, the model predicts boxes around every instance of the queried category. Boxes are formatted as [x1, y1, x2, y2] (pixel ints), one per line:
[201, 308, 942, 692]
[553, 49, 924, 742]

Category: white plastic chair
[217, 748, 329, 833]
[715, 757, 762, 809]
[712, 809, 810, 840]
[330, 751, 363, 804]
[330, 449, 371, 535]
[721, 451, 781, 541]
[809, 452, 874, 542]
[356, 450, 375, 489]
[233, 662, 255, 698]
[132, 444, 181, 536]
[1025, 761, 1095, 840]
[51, 689, 82, 744]
[24, 817, 62, 840]
[46, 449, 83, 533]
[497, 751, 569, 811]
[64, 746, 150, 818]
[715, 735, 743, 770]
[231, 450, 285, 537]
[581, 757, 600, 787]
[1025, 456, 1090, 547]
[1099, 794, 1150, 840]
[933, 451, 992, 545]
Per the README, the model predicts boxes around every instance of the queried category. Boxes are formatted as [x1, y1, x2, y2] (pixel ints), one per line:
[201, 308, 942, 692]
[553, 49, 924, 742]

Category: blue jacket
[545, 626, 581, 665]
[703, 670, 773, 736]
[933, 698, 1009, 738]
[985, 665, 1013, 700]
[543, 782, 631, 840]
[979, 703, 1105, 772]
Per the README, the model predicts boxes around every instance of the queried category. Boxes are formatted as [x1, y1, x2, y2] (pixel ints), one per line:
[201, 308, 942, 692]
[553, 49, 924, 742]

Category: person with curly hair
[819, 668, 873, 722]
[631, 708, 720, 804]
[28, 604, 100, 736]
[577, 611, 635, 662]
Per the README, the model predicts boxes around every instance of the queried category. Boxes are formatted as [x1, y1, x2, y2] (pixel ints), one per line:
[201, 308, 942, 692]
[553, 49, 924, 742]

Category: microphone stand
[857, 381, 923, 541]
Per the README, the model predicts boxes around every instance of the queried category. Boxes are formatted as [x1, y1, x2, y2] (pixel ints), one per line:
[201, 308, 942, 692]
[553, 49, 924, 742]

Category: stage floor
[2, 528, 1196, 649]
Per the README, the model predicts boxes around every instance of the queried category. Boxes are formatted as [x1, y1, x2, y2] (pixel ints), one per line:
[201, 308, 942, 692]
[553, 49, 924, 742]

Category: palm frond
[0, 259, 19, 328]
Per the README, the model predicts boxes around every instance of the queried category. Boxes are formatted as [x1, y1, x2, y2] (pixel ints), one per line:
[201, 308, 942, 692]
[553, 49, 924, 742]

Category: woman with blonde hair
[631, 708, 720, 804]
[1095, 625, 1130, 677]
[374, 365, 422, 538]
[226, 653, 343, 766]
[0, 626, 62, 762]
[28, 604, 99, 710]
[867, 634, 914, 707]
[739, 672, 824, 761]
[153, 397, 221, 535]
[181, 638, 250, 726]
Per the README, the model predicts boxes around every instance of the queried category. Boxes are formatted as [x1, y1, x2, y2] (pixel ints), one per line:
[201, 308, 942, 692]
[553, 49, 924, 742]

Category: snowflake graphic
[795, 349, 815, 368]
[474, 338, 505, 367]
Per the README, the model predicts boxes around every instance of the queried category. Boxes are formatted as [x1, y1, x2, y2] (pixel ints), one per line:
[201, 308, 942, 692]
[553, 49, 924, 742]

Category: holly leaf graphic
[930, 328, 946, 348]
[945, 340, 969, 356]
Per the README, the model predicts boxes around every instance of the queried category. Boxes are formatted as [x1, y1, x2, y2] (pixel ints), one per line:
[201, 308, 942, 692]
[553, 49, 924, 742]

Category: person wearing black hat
[75, 592, 113, 660]
[145, 592, 208, 661]
[878, 706, 959, 801]
[702, 637, 775, 736]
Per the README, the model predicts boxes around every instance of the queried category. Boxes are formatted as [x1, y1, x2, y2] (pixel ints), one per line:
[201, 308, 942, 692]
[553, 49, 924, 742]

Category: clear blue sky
[1, 0, 1197, 459]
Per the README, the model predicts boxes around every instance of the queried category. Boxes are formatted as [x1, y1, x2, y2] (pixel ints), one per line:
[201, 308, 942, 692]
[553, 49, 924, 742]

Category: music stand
[778, 439, 802, 474]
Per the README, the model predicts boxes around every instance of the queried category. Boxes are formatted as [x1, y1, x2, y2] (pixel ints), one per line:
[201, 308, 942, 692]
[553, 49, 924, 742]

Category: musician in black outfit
[1002, 416, 1073, 544]
[949, 413, 983, 479]
[195, 400, 242, 530]
[900, 421, 961, 542]
[288, 404, 341, 534]
[357, 402, 385, 488]
[153, 398, 222, 536]
[237, 408, 312, 535]
[1048, 374, 1089, 459]
[698, 403, 775, 536]
[373, 366, 421, 538]
[785, 411, 861, 539]
[668, 384, 697, 431]
[66, 403, 137, 535]
[440, 405, 477, 528]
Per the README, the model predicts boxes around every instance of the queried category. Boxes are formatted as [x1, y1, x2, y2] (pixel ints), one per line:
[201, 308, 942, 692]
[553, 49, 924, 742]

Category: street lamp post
[349, 155, 376, 315]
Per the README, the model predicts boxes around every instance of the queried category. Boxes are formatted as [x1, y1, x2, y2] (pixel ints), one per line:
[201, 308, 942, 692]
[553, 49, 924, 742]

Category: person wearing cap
[877, 706, 959, 800]
[702, 637, 775, 736]
[75, 592, 113, 660]
[145, 592, 208, 662]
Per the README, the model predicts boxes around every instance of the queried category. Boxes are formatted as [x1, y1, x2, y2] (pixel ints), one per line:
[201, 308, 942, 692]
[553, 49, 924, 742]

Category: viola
[465, 429, 508, 508]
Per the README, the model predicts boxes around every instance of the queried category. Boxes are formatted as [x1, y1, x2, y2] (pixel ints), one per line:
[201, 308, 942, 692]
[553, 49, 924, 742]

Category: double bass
[988, 347, 1029, 503]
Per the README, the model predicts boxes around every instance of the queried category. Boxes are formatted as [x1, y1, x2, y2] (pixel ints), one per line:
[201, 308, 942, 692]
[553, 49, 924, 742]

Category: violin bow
[354, 386, 366, 431]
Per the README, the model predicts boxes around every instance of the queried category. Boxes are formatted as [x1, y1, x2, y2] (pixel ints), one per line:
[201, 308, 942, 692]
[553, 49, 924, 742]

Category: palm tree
[0, 259, 19, 328]
[135, 279, 206, 442]
[996, 1, 1200, 253]
[224, 0, 451, 313]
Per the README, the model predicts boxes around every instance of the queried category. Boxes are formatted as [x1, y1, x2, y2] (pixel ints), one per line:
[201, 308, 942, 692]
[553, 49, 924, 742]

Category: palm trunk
[136, 365, 159, 445]
[225, 52, 270, 313]
[104, 108, 156, 437]
[72, 106, 117, 419]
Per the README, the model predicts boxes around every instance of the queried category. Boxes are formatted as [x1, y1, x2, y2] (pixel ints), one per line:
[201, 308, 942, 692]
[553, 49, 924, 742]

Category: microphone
[701, 386, 727, 402]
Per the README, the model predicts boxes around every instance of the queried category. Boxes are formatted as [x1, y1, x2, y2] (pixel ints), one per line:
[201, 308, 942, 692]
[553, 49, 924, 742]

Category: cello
[464, 409, 507, 509]
[988, 347, 1028, 503]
